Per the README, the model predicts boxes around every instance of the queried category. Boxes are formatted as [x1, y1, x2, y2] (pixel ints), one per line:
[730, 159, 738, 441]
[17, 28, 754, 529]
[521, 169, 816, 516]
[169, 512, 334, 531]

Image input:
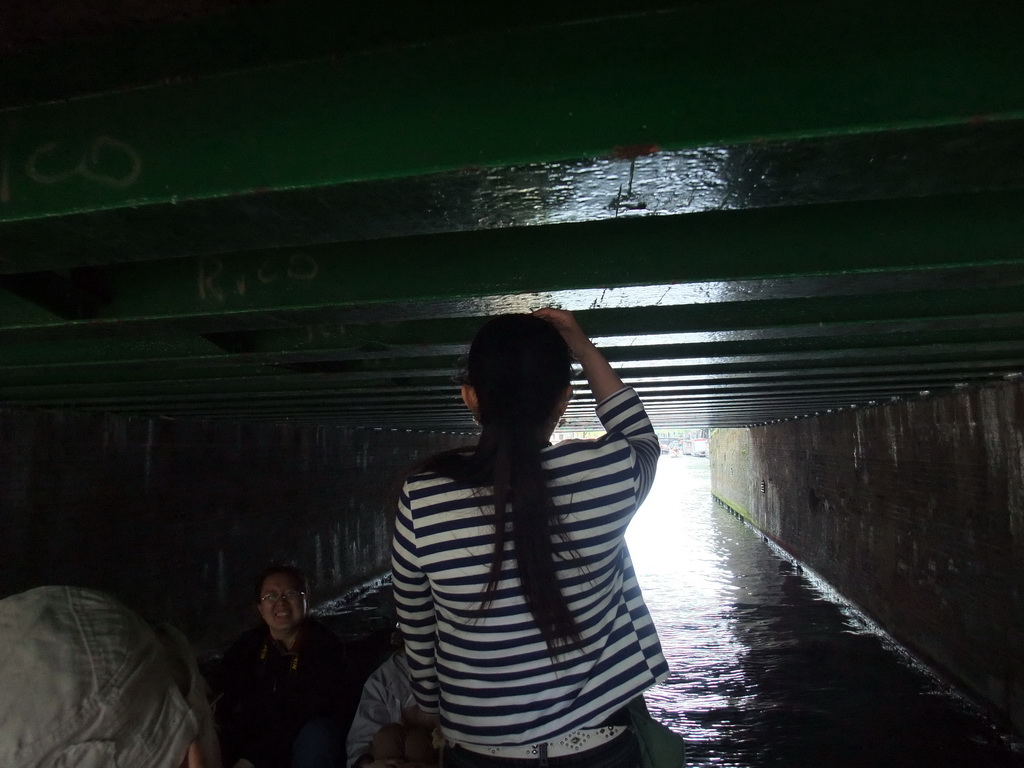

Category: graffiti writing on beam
[1, 132, 143, 203]
[198, 254, 320, 302]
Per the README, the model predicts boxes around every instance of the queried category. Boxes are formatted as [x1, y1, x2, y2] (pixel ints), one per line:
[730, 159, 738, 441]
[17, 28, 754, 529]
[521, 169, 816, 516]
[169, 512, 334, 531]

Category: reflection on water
[320, 456, 1023, 767]
[628, 456, 1024, 768]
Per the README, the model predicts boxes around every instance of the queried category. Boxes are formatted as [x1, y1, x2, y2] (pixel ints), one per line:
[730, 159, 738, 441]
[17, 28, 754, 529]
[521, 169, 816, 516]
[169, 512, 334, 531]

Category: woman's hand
[531, 308, 592, 360]
[533, 308, 625, 403]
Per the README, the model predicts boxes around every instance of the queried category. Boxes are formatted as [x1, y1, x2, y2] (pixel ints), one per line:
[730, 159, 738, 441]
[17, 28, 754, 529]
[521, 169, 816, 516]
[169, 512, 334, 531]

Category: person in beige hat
[0, 585, 222, 768]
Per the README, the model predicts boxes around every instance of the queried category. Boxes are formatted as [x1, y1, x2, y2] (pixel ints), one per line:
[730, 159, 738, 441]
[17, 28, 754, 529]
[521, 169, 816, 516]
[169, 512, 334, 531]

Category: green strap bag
[627, 697, 686, 768]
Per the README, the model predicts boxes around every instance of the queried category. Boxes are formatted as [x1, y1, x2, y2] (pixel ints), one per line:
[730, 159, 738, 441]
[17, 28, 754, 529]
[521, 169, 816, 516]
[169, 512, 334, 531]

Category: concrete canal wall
[710, 379, 1024, 735]
[0, 407, 466, 651]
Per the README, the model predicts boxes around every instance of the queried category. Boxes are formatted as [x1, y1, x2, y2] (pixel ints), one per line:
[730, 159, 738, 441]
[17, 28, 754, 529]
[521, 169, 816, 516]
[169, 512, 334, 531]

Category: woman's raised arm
[533, 308, 625, 403]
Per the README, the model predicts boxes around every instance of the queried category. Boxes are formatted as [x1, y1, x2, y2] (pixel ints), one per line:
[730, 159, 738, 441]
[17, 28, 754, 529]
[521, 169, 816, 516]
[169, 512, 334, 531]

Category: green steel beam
[1, 0, 1021, 226]
[0, 193, 1022, 336]
[3, 312, 1023, 373]
[5, 119, 1021, 272]
[0, 287, 62, 324]
[5, 261, 1024, 356]
[3, 334, 1020, 394]
[1, 0, 1023, 429]
[0, 1, 701, 106]
[3, 361, 1003, 405]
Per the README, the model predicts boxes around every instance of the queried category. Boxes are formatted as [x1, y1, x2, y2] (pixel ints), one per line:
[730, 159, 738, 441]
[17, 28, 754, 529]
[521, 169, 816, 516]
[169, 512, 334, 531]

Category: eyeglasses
[260, 590, 305, 603]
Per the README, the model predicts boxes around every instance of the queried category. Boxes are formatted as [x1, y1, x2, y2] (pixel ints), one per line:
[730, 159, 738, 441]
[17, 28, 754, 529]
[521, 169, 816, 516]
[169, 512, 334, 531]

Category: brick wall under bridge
[4, 383, 1022, 733]
[0, 407, 466, 652]
[710, 379, 1024, 736]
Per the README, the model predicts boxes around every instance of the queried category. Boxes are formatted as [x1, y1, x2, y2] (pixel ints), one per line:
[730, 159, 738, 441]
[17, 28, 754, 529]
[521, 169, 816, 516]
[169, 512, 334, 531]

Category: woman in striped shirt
[392, 309, 669, 767]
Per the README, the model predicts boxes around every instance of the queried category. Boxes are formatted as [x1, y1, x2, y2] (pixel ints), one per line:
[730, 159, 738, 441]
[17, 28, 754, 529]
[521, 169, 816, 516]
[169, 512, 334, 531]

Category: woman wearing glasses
[392, 309, 669, 768]
[217, 564, 361, 768]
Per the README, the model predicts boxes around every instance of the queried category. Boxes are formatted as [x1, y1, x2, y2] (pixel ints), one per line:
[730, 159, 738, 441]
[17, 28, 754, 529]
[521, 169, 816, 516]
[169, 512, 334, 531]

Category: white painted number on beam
[25, 136, 142, 188]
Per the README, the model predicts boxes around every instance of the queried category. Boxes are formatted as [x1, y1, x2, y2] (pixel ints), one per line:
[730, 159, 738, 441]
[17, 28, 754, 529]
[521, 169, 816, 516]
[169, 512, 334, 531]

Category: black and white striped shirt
[392, 387, 668, 746]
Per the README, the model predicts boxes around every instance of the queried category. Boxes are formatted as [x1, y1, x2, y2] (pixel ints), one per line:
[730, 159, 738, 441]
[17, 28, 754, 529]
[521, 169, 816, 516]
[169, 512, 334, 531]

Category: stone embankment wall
[0, 407, 466, 651]
[710, 379, 1024, 735]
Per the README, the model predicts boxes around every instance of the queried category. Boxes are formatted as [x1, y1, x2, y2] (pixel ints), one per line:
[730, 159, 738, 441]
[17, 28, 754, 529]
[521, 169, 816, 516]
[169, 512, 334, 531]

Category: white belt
[452, 724, 627, 759]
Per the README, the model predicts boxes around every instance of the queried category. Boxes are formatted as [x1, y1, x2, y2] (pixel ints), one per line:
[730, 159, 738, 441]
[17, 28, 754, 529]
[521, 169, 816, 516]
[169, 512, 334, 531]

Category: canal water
[320, 455, 1024, 767]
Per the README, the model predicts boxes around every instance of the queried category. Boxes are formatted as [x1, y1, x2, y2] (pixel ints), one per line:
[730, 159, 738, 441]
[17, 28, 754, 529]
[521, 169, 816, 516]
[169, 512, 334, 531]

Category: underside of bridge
[2, 0, 1023, 431]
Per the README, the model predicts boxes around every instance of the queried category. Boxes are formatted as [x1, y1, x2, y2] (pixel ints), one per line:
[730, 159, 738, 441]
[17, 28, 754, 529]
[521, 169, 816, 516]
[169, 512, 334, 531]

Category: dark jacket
[217, 618, 360, 768]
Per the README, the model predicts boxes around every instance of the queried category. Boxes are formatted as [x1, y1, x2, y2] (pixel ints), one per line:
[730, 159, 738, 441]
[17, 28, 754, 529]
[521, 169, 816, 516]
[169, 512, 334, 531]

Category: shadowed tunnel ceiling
[1, 0, 1023, 431]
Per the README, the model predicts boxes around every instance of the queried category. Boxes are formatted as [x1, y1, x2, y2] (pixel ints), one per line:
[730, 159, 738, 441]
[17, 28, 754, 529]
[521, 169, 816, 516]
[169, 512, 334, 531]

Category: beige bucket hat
[0, 585, 221, 768]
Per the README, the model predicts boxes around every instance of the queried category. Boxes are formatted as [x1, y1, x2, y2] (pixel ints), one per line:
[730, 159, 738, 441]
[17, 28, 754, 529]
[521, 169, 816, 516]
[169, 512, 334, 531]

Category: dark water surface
[320, 456, 1023, 767]
[628, 456, 1023, 768]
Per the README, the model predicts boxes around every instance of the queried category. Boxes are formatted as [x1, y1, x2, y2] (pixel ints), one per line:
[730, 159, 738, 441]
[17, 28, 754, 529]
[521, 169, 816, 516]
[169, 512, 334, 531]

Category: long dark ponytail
[423, 314, 580, 653]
